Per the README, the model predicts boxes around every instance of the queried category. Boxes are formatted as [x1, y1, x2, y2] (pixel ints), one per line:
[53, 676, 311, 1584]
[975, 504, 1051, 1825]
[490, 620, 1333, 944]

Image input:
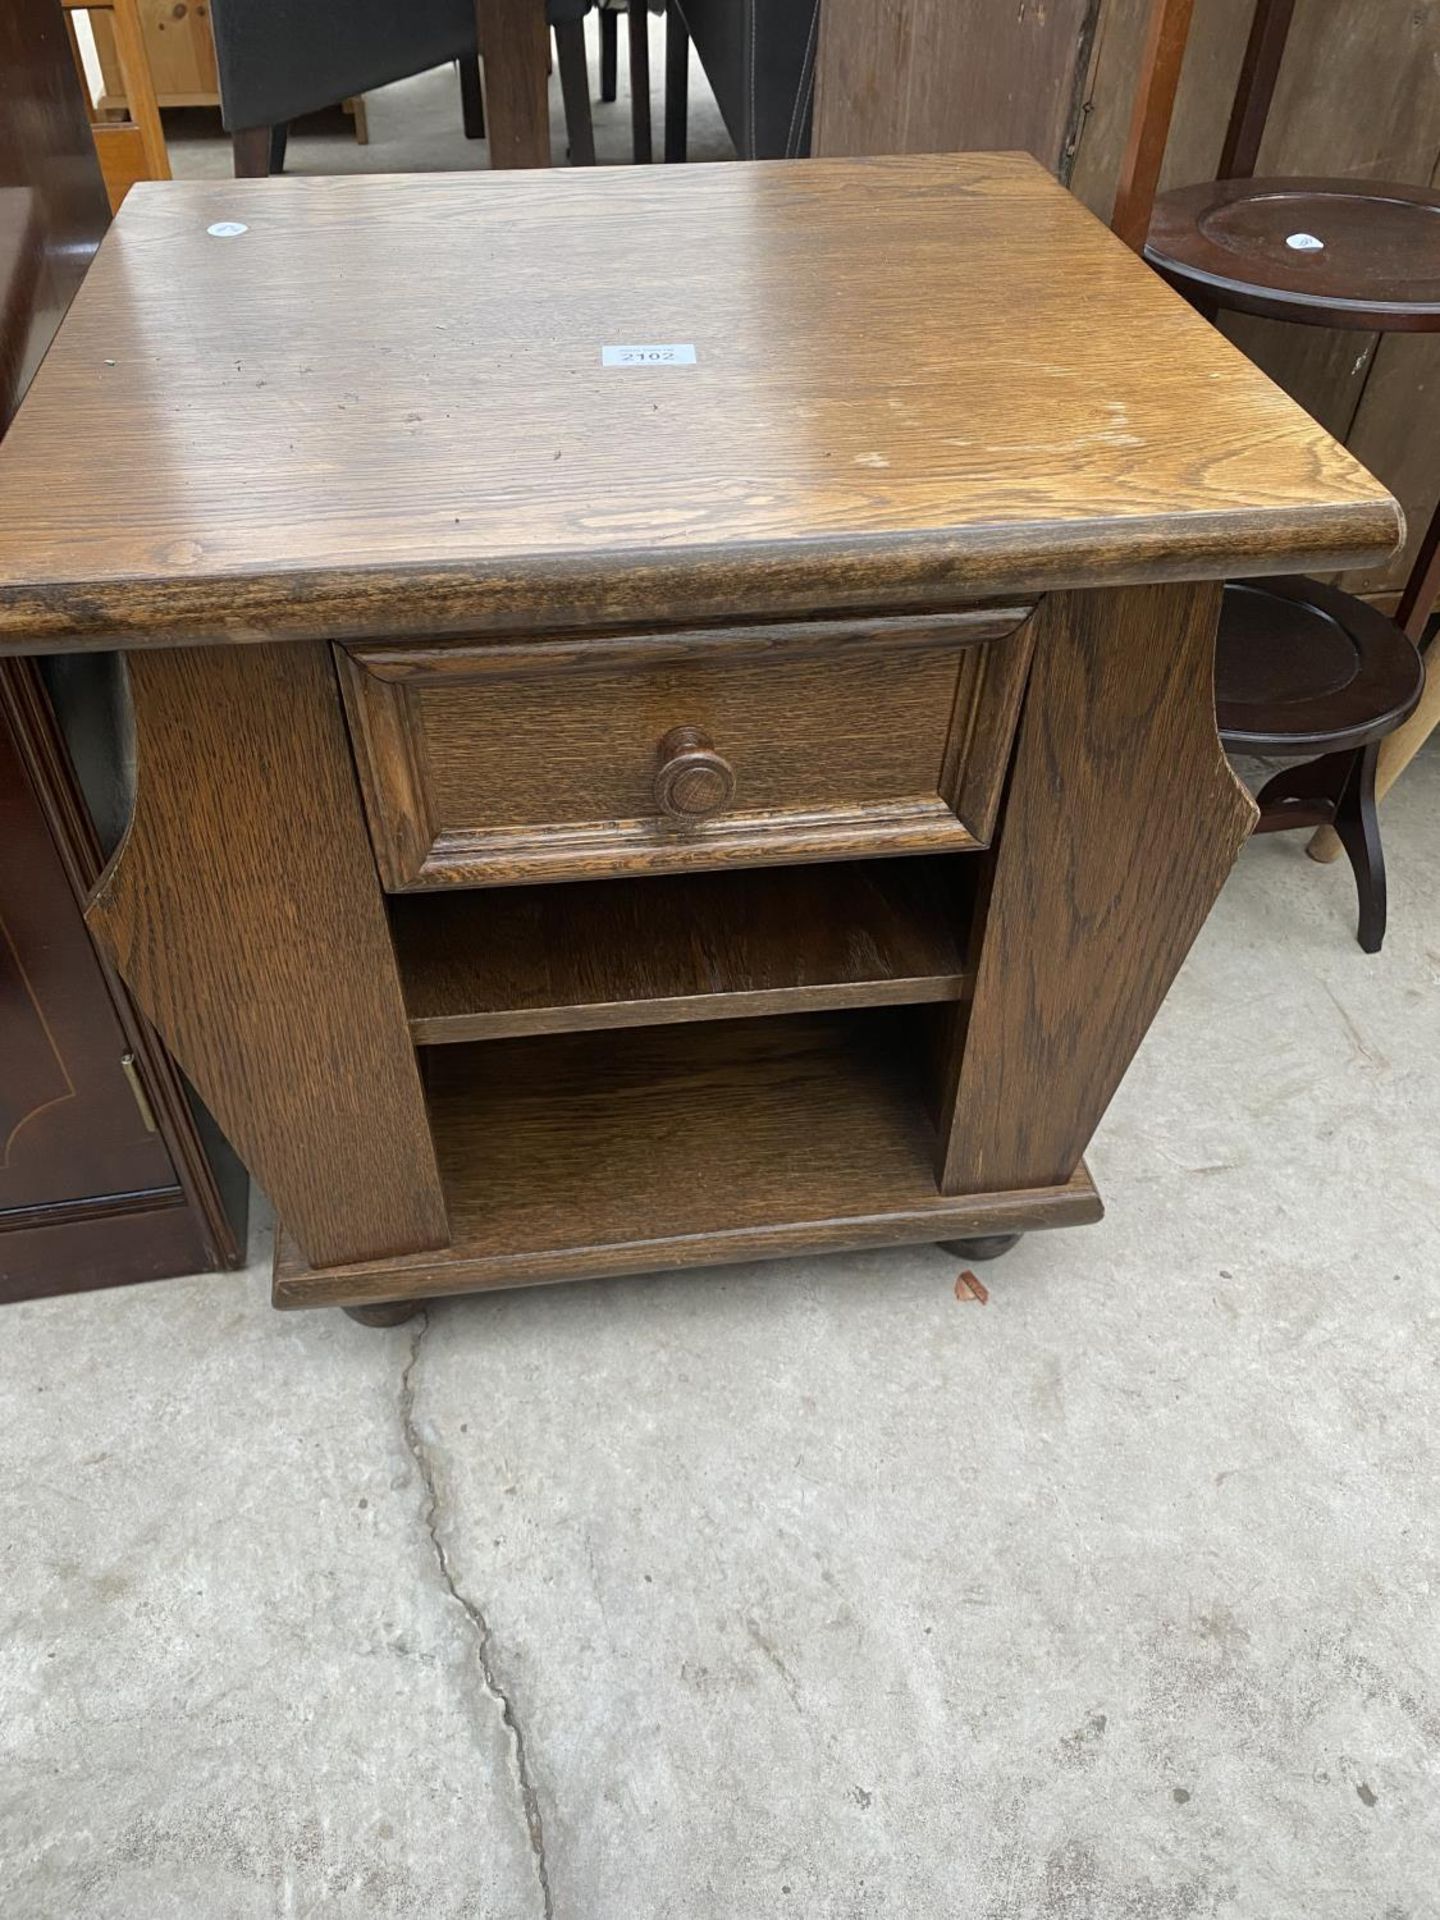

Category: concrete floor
[3, 740, 1438, 1917]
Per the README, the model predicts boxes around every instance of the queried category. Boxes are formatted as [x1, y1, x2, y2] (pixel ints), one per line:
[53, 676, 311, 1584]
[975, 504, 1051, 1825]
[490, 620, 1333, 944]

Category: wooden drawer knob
[653, 725, 736, 822]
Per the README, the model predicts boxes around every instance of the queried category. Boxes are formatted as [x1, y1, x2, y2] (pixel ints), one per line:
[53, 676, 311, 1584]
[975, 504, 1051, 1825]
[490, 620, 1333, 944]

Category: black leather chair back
[673, 0, 819, 159]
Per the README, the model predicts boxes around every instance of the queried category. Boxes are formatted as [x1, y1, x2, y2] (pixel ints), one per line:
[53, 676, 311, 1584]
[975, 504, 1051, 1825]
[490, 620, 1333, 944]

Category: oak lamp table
[0, 156, 1399, 1325]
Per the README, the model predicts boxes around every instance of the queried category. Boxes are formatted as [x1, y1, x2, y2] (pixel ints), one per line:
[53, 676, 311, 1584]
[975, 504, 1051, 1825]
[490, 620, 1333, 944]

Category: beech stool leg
[939, 1234, 1023, 1261]
[345, 1300, 423, 1328]
[1332, 742, 1387, 953]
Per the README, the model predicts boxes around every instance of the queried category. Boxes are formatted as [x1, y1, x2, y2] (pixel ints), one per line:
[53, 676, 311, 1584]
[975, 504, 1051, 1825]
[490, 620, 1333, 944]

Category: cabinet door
[0, 692, 179, 1214]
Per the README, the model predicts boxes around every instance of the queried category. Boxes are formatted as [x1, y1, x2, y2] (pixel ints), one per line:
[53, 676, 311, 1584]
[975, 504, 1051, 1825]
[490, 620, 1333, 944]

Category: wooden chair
[1109, 0, 1431, 952]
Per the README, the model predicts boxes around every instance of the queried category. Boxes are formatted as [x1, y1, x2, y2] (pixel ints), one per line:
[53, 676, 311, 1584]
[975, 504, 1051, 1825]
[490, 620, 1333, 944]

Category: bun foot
[939, 1233, 1023, 1261]
[344, 1300, 421, 1327]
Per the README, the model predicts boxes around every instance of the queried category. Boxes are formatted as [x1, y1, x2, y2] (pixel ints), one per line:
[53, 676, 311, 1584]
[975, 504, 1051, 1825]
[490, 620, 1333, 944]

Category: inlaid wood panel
[340, 608, 1034, 888]
[0, 682, 175, 1210]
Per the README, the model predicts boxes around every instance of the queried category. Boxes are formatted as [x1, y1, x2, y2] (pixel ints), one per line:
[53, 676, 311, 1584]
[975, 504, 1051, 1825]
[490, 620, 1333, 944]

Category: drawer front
[339, 607, 1036, 889]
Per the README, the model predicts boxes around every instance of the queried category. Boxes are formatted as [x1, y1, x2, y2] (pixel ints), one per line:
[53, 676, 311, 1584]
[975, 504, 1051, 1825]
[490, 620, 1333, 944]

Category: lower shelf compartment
[273, 1011, 1102, 1310]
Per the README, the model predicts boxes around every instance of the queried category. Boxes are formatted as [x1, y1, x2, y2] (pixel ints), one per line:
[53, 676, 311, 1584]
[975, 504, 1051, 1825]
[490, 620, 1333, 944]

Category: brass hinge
[119, 1051, 158, 1133]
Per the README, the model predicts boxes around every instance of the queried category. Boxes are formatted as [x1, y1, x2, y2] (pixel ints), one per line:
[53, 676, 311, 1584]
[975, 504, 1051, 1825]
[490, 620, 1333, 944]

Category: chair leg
[600, 6, 619, 100]
[1331, 742, 1387, 953]
[343, 96, 369, 144]
[554, 20, 597, 164]
[665, 0, 688, 160]
[459, 55, 486, 138]
[629, 2, 653, 160]
[269, 122, 290, 174]
[232, 126, 272, 177]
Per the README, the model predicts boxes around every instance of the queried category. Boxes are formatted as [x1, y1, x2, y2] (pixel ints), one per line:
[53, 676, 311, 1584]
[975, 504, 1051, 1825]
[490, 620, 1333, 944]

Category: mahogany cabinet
[0, 155, 1400, 1322]
[0, 661, 242, 1298]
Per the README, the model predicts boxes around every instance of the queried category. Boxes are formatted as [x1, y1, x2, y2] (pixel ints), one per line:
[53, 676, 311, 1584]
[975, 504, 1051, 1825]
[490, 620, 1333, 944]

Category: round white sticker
[207, 221, 249, 238]
[1285, 232, 1324, 252]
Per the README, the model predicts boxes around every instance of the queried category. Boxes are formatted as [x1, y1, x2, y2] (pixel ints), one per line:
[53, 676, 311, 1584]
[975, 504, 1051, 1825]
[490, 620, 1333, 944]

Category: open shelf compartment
[273, 1008, 1102, 1309]
[391, 857, 977, 1044]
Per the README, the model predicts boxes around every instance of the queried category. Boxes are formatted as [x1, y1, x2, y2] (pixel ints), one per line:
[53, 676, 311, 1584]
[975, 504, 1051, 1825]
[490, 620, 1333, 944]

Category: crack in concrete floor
[398, 1312, 554, 1920]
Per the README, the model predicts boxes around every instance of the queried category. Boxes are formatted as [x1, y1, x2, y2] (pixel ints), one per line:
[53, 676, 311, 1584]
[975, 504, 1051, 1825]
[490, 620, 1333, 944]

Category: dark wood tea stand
[0, 156, 1400, 1322]
[1139, 0, 1435, 951]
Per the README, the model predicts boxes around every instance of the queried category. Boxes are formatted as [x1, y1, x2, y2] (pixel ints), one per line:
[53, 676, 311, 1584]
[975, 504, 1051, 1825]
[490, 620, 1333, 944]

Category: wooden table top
[0, 153, 1401, 651]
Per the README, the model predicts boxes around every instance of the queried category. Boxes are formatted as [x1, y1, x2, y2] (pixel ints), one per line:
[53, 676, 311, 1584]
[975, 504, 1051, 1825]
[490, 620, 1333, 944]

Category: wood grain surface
[0, 154, 1399, 653]
[1109, 0, 1197, 253]
[813, 0, 1101, 177]
[474, 0, 552, 169]
[940, 580, 1257, 1194]
[393, 858, 975, 1042]
[1070, 0, 1440, 603]
[85, 641, 448, 1267]
[273, 1011, 1104, 1309]
[340, 613, 1028, 888]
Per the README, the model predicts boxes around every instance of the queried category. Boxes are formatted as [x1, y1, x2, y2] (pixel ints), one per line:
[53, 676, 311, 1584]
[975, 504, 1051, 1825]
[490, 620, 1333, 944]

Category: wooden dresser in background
[0, 0, 243, 1303]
